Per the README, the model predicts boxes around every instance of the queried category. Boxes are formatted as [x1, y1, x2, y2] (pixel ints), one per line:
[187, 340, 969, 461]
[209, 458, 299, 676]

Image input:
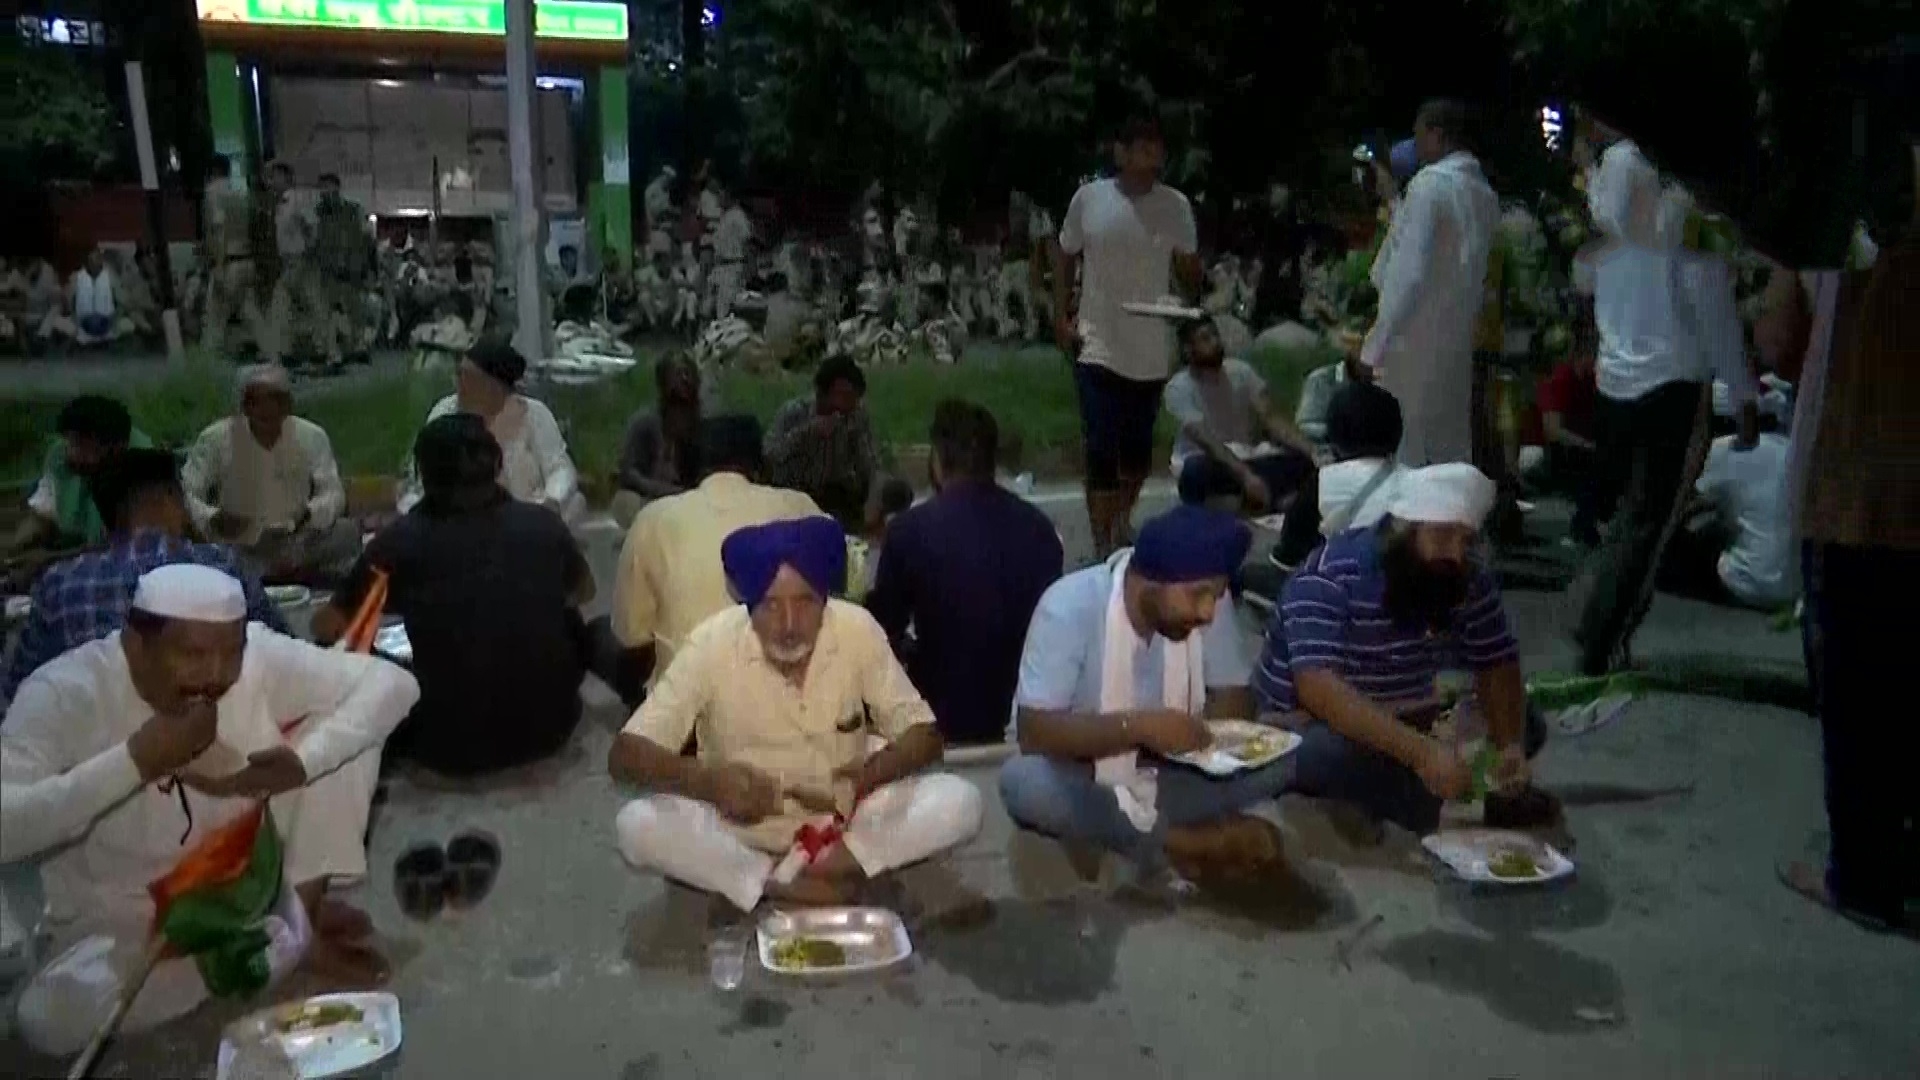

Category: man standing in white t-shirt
[1050, 114, 1203, 558]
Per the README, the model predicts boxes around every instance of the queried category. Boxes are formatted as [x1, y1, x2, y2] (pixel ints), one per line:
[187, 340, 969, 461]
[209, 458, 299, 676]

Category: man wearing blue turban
[1000, 505, 1296, 888]
[609, 517, 984, 909]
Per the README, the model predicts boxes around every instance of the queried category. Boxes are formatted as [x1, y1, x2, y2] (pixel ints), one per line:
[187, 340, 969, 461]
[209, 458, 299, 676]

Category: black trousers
[1545, 443, 1604, 542]
[1803, 542, 1920, 923]
[1572, 381, 1710, 676]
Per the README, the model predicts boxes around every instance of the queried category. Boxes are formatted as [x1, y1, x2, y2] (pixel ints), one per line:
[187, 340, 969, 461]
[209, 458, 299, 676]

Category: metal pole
[505, 0, 549, 358]
[125, 61, 185, 363]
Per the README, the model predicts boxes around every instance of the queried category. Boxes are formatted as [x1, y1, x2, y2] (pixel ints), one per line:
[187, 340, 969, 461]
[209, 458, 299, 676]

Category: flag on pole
[146, 805, 285, 998]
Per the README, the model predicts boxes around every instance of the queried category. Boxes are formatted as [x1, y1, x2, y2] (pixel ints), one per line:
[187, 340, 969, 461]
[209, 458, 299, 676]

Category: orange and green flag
[146, 805, 286, 998]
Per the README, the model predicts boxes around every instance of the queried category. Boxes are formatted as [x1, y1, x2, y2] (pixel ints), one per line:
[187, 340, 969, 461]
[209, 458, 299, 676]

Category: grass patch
[1, 340, 1338, 493]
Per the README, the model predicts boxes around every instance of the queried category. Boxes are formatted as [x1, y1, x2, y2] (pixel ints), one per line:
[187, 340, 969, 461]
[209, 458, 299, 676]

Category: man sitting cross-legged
[1, 564, 418, 1055]
[1254, 463, 1554, 839]
[610, 516, 983, 909]
[999, 505, 1293, 886]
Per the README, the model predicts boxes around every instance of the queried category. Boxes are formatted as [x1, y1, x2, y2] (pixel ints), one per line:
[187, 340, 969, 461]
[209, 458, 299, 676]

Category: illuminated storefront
[197, 0, 633, 257]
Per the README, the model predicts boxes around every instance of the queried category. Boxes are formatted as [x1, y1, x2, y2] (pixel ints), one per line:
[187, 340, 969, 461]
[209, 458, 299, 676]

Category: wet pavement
[3, 498, 1918, 1079]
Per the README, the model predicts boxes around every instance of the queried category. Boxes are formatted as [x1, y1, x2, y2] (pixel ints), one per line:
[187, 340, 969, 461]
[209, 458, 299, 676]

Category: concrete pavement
[2, 497, 1916, 1079]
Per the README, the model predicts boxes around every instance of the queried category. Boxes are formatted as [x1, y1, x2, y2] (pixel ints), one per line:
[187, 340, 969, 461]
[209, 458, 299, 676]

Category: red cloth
[1535, 362, 1598, 441]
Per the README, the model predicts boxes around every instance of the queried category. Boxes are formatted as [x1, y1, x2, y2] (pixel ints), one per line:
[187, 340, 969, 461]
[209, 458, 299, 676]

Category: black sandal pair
[394, 831, 502, 921]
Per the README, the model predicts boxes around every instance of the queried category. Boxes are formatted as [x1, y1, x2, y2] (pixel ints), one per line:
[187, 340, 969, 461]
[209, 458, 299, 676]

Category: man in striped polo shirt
[1253, 463, 1550, 837]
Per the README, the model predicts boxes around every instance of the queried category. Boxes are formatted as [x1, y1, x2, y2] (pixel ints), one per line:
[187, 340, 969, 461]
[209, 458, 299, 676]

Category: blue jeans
[998, 753, 1296, 865]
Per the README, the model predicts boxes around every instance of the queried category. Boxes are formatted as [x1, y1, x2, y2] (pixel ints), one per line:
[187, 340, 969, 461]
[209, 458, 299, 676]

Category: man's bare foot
[303, 933, 390, 989]
[765, 874, 857, 906]
[308, 897, 375, 943]
[1166, 816, 1285, 881]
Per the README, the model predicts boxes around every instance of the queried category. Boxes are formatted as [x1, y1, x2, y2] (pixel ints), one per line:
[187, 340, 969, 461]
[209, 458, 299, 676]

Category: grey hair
[235, 363, 292, 401]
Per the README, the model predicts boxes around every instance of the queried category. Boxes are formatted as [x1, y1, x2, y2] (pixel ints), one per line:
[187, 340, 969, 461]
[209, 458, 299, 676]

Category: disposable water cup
[708, 925, 748, 991]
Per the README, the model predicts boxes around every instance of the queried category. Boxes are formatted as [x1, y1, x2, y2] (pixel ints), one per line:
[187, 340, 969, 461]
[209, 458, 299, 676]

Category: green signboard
[199, 0, 630, 43]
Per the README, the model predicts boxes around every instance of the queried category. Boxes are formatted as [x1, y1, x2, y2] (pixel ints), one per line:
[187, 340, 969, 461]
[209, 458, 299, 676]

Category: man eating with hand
[609, 516, 983, 910]
[999, 504, 1292, 887]
[1253, 463, 1551, 839]
[0, 563, 418, 1055]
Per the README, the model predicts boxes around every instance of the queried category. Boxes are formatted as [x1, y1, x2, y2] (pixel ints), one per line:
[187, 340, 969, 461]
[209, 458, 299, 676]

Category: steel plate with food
[1420, 829, 1575, 886]
[757, 906, 912, 976]
[1168, 719, 1303, 777]
[215, 992, 403, 1079]
[265, 584, 312, 609]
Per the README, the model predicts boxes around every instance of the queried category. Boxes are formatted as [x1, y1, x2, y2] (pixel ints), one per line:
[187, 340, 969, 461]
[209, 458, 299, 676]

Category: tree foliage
[630, 0, 1909, 259]
[0, 40, 117, 183]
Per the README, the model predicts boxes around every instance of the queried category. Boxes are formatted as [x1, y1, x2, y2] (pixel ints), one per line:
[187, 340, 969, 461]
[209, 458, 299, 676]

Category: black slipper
[444, 830, 503, 910]
[394, 842, 448, 922]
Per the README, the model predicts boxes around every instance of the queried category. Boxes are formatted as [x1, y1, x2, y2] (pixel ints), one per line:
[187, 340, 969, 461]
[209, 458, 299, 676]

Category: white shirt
[181, 416, 347, 538]
[70, 268, 115, 320]
[1694, 432, 1796, 607]
[1058, 178, 1198, 382]
[399, 395, 580, 514]
[1591, 245, 1753, 405]
[714, 207, 752, 262]
[275, 192, 314, 258]
[0, 627, 417, 936]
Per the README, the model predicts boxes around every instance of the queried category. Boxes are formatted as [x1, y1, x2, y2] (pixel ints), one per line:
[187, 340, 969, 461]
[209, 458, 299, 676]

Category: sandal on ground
[393, 842, 448, 922]
[445, 830, 504, 910]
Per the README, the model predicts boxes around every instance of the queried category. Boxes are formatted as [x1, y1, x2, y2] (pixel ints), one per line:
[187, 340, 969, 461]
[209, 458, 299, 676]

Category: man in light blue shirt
[999, 506, 1295, 880]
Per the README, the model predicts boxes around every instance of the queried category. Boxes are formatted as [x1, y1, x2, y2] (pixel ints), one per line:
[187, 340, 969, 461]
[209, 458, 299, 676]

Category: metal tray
[216, 992, 403, 1079]
[1421, 829, 1575, 886]
[1169, 719, 1302, 777]
[757, 906, 912, 976]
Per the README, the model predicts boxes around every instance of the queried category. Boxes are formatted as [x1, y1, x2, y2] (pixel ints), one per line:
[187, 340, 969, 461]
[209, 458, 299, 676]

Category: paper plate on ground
[758, 906, 912, 976]
[216, 992, 403, 1079]
[1169, 719, 1302, 777]
[266, 585, 312, 608]
[1421, 829, 1574, 886]
[1121, 300, 1205, 320]
[4, 595, 30, 623]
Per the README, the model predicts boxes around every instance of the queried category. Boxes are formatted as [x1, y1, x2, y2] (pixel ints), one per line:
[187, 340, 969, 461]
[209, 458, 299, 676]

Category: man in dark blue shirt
[4, 448, 284, 706]
[868, 399, 1063, 746]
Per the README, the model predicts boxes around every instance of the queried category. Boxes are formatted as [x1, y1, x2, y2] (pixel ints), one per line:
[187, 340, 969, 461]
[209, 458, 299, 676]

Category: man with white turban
[609, 517, 983, 910]
[181, 363, 359, 583]
[1, 564, 418, 1055]
[1360, 100, 1501, 467]
[1254, 463, 1552, 837]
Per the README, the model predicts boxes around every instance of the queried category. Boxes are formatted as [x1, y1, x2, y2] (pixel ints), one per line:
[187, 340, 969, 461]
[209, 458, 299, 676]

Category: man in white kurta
[182, 364, 359, 582]
[610, 517, 982, 910]
[0, 564, 418, 1055]
[1361, 100, 1499, 467]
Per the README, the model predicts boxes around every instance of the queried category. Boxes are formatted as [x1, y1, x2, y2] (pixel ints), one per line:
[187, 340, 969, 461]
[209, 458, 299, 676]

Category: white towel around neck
[1097, 550, 1207, 832]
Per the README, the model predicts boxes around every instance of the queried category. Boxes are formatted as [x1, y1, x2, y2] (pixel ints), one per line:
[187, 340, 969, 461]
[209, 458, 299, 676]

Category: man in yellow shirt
[607, 416, 822, 697]
[609, 516, 983, 909]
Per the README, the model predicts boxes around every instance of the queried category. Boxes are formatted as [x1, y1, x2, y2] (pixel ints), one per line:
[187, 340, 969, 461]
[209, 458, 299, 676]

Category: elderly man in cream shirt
[610, 516, 982, 910]
[182, 363, 360, 583]
[0, 564, 417, 1055]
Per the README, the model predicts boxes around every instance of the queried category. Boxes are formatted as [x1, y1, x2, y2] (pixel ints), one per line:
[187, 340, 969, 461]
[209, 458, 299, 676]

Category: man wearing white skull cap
[1252, 464, 1555, 838]
[0, 563, 419, 1055]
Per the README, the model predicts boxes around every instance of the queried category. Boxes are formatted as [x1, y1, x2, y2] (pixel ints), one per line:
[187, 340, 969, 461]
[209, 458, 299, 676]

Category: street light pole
[505, 0, 550, 359]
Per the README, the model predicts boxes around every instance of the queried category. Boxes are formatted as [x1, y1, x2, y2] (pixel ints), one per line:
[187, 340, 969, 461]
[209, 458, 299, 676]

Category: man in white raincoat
[1360, 99, 1499, 467]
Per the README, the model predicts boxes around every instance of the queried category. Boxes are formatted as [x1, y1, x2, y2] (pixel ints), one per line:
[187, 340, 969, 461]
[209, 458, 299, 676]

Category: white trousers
[13, 750, 381, 1056]
[614, 773, 983, 912]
